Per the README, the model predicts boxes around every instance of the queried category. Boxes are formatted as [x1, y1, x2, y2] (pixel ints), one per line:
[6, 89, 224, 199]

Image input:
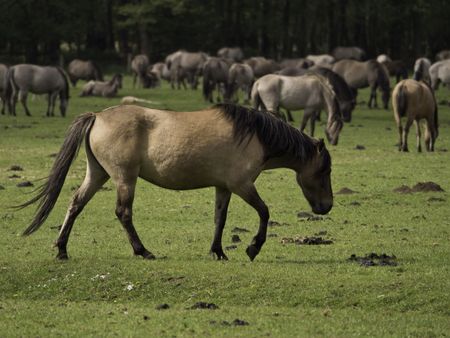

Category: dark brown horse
[18, 104, 333, 262]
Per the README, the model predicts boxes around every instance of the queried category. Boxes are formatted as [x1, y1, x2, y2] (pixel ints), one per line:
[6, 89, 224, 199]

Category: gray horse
[131, 54, 150, 88]
[150, 62, 171, 83]
[332, 59, 390, 109]
[167, 50, 208, 89]
[80, 74, 123, 98]
[413, 58, 431, 84]
[0, 63, 8, 114]
[251, 73, 343, 145]
[6, 64, 69, 116]
[429, 60, 450, 90]
[67, 59, 103, 87]
[202, 57, 230, 103]
[306, 54, 335, 67]
[217, 47, 244, 62]
[332, 46, 366, 61]
[382, 60, 408, 83]
[436, 50, 450, 61]
[244, 57, 280, 78]
[224, 63, 255, 103]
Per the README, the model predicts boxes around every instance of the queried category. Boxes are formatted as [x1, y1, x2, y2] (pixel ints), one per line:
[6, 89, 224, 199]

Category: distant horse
[332, 46, 366, 61]
[251, 73, 343, 145]
[217, 47, 244, 62]
[392, 79, 438, 152]
[382, 60, 408, 83]
[436, 50, 450, 61]
[131, 54, 150, 88]
[67, 59, 103, 87]
[167, 51, 208, 89]
[224, 63, 254, 103]
[6, 64, 69, 116]
[244, 57, 280, 78]
[150, 62, 171, 83]
[18, 104, 333, 262]
[413, 58, 431, 84]
[306, 54, 335, 67]
[0, 63, 8, 114]
[376, 54, 392, 64]
[202, 57, 230, 103]
[276, 67, 307, 77]
[429, 60, 450, 90]
[332, 59, 390, 109]
[80, 74, 123, 98]
[279, 58, 313, 69]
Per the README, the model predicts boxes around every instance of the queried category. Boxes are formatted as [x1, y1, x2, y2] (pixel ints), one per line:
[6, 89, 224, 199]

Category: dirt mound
[8, 165, 23, 171]
[189, 302, 219, 310]
[336, 187, 357, 194]
[348, 253, 397, 267]
[231, 227, 249, 233]
[155, 303, 170, 310]
[355, 145, 366, 150]
[17, 181, 33, 187]
[281, 236, 333, 245]
[394, 182, 444, 193]
[231, 235, 241, 243]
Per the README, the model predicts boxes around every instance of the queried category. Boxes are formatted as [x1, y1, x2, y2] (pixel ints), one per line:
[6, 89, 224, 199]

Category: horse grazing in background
[167, 51, 208, 90]
[0, 63, 8, 114]
[392, 79, 438, 152]
[382, 60, 408, 83]
[413, 58, 431, 84]
[251, 73, 343, 145]
[67, 59, 103, 87]
[332, 46, 366, 61]
[131, 54, 150, 88]
[225, 63, 254, 104]
[5, 64, 69, 117]
[332, 59, 390, 109]
[80, 74, 122, 98]
[429, 60, 450, 90]
[244, 57, 280, 78]
[17, 104, 333, 262]
[306, 54, 335, 67]
[217, 47, 244, 62]
[202, 57, 230, 103]
[150, 62, 171, 83]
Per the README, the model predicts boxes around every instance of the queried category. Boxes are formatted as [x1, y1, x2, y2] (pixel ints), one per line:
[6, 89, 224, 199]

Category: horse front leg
[210, 187, 232, 260]
[115, 180, 155, 259]
[18, 90, 31, 116]
[233, 183, 269, 261]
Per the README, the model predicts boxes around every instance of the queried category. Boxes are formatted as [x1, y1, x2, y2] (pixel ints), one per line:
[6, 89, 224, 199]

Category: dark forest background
[0, 0, 449, 66]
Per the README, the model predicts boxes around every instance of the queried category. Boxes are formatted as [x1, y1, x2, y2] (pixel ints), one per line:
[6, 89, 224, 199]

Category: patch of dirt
[8, 174, 21, 179]
[231, 227, 249, 233]
[231, 235, 241, 243]
[297, 211, 313, 218]
[0, 185, 5, 190]
[355, 145, 366, 150]
[428, 197, 446, 202]
[385, 127, 392, 131]
[8, 165, 23, 171]
[336, 187, 357, 194]
[50, 224, 62, 231]
[10, 124, 32, 129]
[297, 212, 324, 221]
[48, 153, 57, 158]
[348, 253, 397, 267]
[268, 233, 278, 238]
[281, 236, 333, 245]
[210, 319, 250, 326]
[394, 182, 444, 193]
[349, 201, 361, 206]
[268, 220, 289, 226]
[438, 148, 448, 152]
[17, 181, 33, 187]
[156, 304, 170, 310]
[189, 302, 219, 310]
[143, 315, 150, 320]
[225, 245, 237, 250]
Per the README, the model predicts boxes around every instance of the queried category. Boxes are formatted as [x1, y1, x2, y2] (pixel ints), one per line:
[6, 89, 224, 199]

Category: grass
[0, 75, 449, 337]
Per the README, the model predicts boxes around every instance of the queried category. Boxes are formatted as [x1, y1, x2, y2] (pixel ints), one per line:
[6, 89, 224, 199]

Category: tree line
[0, 0, 448, 67]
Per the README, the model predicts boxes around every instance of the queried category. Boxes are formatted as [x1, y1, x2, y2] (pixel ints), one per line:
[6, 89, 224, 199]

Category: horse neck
[320, 82, 338, 124]
[263, 153, 301, 171]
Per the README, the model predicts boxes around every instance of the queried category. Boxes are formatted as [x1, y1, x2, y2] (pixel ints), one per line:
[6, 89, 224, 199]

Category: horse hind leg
[55, 160, 109, 259]
[18, 90, 31, 116]
[114, 176, 154, 259]
[414, 120, 422, 152]
[210, 187, 232, 260]
[401, 117, 414, 152]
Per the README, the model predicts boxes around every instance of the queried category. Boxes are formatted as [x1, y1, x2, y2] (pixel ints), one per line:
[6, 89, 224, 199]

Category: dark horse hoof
[56, 252, 69, 260]
[140, 250, 156, 260]
[246, 245, 260, 261]
[210, 250, 228, 261]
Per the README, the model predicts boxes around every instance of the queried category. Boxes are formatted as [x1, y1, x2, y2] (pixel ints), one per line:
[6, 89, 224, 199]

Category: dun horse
[131, 54, 150, 88]
[224, 63, 254, 103]
[67, 59, 103, 87]
[80, 74, 123, 97]
[5, 64, 70, 117]
[18, 104, 333, 262]
[251, 73, 343, 145]
[392, 79, 438, 152]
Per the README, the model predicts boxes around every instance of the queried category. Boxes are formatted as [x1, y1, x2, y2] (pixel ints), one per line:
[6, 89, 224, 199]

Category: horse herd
[0, 45, 448, 151]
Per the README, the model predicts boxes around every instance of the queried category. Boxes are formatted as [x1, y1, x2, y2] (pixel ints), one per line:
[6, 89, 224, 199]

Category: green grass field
[0, 76, 449, 337]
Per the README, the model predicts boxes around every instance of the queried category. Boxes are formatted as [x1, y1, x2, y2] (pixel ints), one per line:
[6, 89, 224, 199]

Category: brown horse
[18, 104, 333, 262]
[392, 79, 438, 152]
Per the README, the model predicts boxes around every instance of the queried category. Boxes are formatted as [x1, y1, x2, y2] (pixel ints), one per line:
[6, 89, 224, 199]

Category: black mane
[216, 103, 317, 162]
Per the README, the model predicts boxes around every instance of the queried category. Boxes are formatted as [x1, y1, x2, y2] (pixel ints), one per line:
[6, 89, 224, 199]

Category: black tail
[202, 67, 214, 102]
[396, 84, 407, 118]
[55, 66, 70, 99]
[17, 113, 96, 235]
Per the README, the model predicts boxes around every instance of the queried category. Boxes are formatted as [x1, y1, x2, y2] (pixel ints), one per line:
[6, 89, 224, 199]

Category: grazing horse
[131, 54, 150, 88]
[244, 57, 280, 78]
[382, 60, 408, 83]
[150, 62, 171, 83]
[392, 79, 438, 152]
[18, 104, 333, 262]
[80, 74, 123, 98]
[217, 47, 244, 62]
[251, 74, 343, 145]
[225, 63, 255, 103]
[306, 54, 335, 67]
[202, 57, 231, 103]
[167, 51, 208, 89]
[6, 64, 69, 117]
[332, 59, 391, 109]
[0, 63, 8, 114]
[67, 59, 103, 87]
[332, 46, 366, 61]
[413, 58, 431, 84]
[429, 60, 450, 90]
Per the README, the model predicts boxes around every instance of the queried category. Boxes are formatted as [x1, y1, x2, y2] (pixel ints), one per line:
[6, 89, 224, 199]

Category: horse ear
[318, 138, 325, 152]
